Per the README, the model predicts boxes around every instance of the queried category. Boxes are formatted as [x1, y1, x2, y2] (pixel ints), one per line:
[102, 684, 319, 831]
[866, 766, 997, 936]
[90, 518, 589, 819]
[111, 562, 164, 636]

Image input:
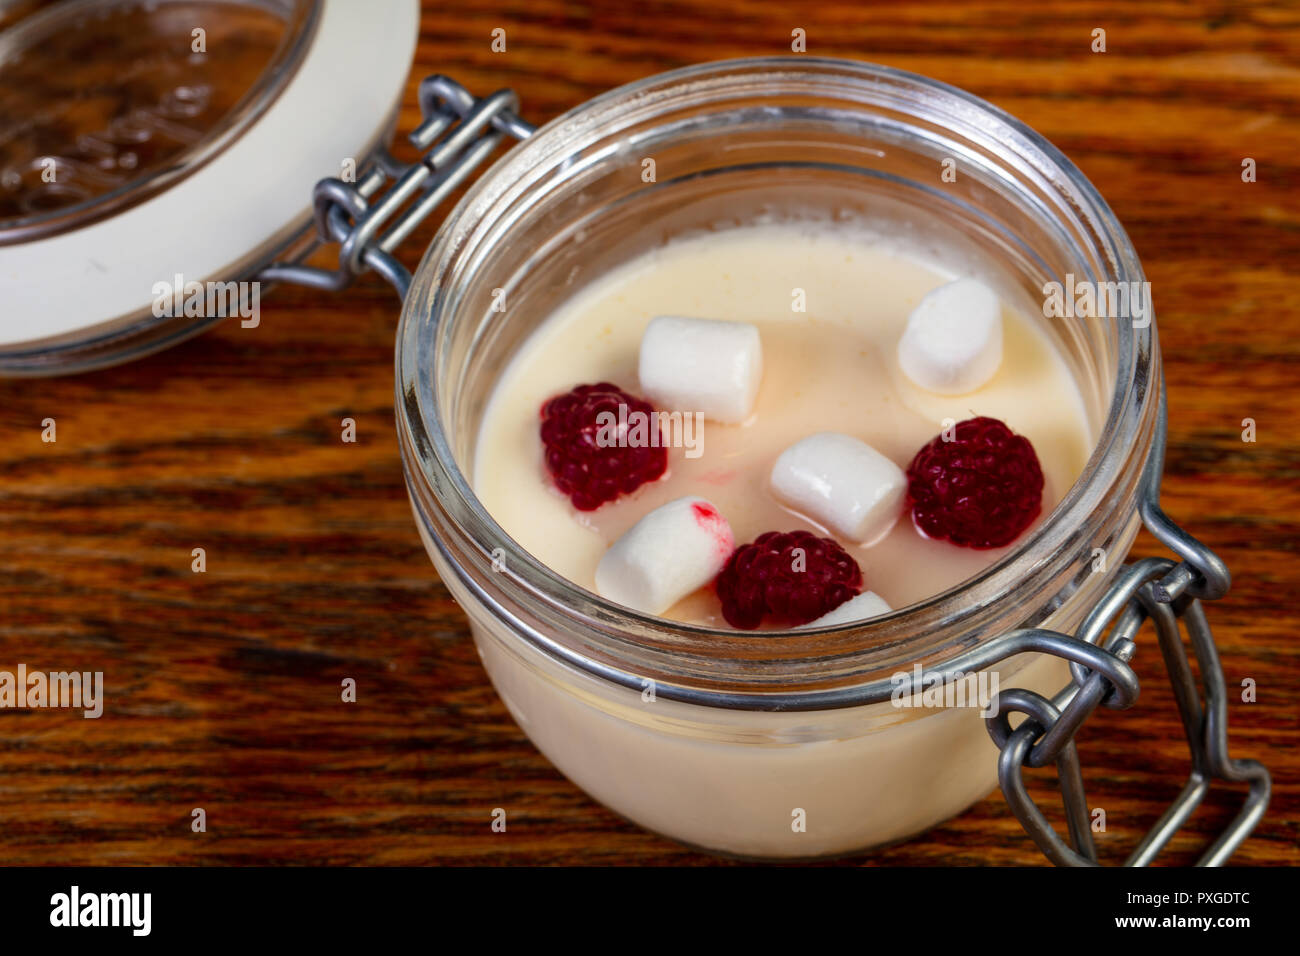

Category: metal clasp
[261, 76, 534, 299]
[985, 386, 1270, 865]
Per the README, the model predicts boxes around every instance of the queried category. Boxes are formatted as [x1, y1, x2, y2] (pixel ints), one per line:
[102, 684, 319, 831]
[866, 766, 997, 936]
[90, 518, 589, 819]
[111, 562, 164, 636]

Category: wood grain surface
[0, 0, 1296, 866]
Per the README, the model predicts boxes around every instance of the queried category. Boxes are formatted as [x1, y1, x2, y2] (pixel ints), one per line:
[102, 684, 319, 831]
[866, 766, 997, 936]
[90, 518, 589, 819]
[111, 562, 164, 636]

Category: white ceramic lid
[0, 0, 418, 352]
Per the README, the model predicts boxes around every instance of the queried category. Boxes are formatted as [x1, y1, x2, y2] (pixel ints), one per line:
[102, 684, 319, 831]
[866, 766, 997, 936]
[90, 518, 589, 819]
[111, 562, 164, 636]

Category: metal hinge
[983, 390, 1270, 865]
[261, 75, 534, 299]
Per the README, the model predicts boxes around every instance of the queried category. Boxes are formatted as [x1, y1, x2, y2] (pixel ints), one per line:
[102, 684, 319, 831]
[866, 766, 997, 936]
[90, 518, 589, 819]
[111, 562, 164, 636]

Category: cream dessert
[461, 220, 1099, 858]
[475, 223, 1092, 625]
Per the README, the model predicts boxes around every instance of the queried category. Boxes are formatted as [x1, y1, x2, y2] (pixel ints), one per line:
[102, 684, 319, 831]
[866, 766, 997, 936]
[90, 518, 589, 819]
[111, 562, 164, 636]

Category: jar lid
[0, 0, 418, 367]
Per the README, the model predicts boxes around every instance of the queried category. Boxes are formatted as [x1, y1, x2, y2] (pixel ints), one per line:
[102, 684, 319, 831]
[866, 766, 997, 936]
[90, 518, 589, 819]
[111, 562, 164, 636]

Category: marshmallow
[804, 591, 893, 627]
[897, 278, 1002, 395]
[595, 496, 735, 615]
[770, 432, 905, 544]
[639, 315, 762, 423]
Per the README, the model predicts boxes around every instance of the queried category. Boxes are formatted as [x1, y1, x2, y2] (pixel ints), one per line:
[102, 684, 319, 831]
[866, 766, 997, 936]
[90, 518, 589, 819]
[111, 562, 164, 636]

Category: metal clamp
[984, 390, 1271, 865]
[261, 76, 535, 299]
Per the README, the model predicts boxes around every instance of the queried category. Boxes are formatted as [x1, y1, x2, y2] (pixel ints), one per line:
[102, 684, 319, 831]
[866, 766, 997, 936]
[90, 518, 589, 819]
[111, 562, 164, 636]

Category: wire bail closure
[261, 76, 535, 299]
[983, 386, 1270, 865]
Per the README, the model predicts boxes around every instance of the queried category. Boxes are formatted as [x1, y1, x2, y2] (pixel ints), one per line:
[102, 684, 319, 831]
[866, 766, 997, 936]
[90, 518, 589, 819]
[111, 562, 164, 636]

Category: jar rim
[396, 56, 1157, 704]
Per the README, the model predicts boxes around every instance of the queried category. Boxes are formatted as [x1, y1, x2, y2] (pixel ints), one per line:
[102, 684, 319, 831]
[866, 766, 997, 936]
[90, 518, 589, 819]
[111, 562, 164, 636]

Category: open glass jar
[395, 58, 1269, 862]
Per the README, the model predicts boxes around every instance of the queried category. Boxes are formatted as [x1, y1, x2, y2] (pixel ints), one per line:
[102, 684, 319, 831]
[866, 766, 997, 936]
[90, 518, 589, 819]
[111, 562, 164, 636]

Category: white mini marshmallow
[595, 496, 735, 615]
[897, 277, 1002, 395]
[770, 432, 905, 544]
[639, 315, 762, 423]
[804, 591, 892, 627]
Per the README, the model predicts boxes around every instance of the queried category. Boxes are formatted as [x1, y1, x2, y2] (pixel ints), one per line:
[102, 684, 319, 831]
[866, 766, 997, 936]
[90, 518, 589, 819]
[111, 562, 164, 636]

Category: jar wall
[419, 512, 1141, 858]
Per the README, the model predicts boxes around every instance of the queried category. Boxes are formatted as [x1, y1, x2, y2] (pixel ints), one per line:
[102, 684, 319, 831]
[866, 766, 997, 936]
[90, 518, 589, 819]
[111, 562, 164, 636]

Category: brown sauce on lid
[0, 0, 314, 240]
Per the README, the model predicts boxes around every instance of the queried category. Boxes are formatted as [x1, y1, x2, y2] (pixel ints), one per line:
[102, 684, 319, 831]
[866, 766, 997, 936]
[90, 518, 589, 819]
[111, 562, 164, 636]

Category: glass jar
[395, 58, 1167, 859]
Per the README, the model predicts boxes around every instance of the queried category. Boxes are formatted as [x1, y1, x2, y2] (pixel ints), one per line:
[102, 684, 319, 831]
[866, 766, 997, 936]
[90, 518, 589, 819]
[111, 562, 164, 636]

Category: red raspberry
[715, 530, 863, 629]
[539, 383, 667, 510]
[905, 416, 1043, 549]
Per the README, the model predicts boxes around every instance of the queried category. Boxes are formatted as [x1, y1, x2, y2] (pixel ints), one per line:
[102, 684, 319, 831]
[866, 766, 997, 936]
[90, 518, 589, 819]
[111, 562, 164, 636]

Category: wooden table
[1, 0, 1295, 866]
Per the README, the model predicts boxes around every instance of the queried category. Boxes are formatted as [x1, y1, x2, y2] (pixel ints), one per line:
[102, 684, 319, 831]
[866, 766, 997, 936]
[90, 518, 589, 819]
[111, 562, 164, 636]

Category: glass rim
[397, 56, 1155, 695]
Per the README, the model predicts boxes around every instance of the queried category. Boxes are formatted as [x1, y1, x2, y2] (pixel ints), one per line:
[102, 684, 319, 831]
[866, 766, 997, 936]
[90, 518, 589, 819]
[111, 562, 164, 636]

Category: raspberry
[539, 383, 667, 510]
[905, 416, 1043, 549]
[715, 530, 863, 629]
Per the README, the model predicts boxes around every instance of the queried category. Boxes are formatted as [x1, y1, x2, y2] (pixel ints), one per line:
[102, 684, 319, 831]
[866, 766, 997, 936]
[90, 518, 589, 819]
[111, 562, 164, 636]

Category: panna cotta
[474, 222, 1092, 626]
[451, 220, 1102, 858]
